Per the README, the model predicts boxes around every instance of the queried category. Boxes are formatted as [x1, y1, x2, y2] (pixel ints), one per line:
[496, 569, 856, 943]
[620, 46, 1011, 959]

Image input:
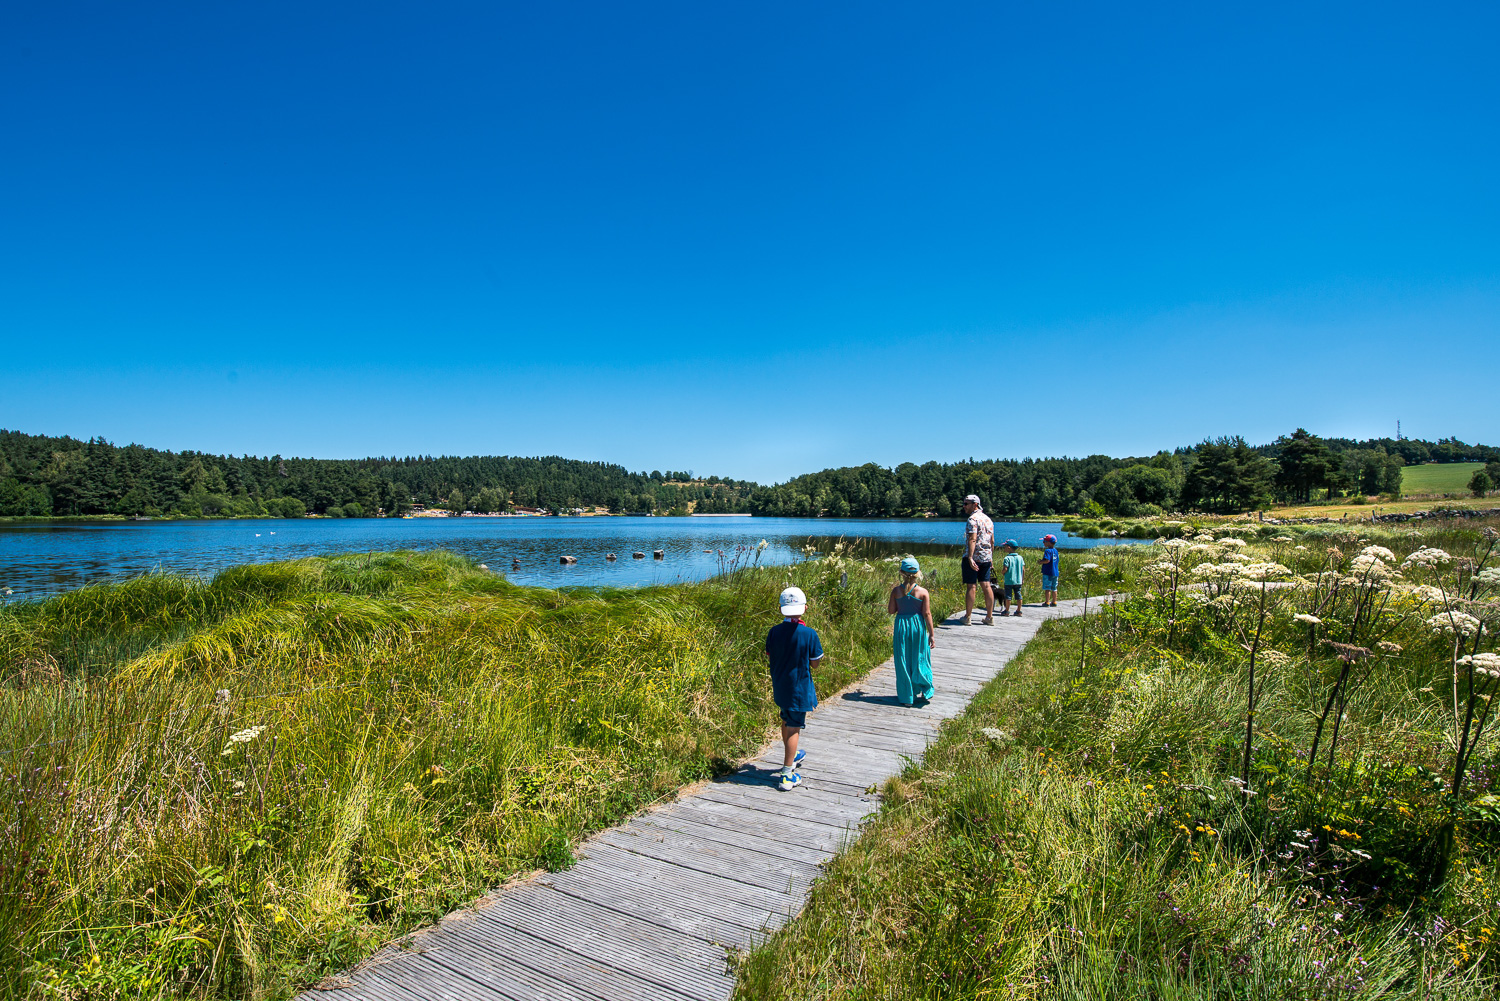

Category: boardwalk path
[307, 598, 1094, 1001]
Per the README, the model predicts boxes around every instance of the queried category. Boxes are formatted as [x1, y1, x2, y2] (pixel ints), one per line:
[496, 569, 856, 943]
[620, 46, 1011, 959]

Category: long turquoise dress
[893, 587, 935, 705]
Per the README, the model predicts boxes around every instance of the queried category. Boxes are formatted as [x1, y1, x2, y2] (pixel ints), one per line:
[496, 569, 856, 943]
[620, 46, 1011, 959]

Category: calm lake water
[0, 516, 1143, 600]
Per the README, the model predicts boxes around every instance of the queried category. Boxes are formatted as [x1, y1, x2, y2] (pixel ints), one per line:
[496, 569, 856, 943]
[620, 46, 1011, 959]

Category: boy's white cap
[779, 586, 807, 616]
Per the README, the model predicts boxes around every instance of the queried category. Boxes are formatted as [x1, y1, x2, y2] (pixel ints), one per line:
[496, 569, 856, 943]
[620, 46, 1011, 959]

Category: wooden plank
[476, 886, 735, 1000]
[662, 798, 859, 854]
[568, 842, 803, 916]
[633, 811, 837, 866]
[596, 826, 824, 893]
[693, 783, 878, 824]
[540, 867, 766, 947]
[375, 950, 541, 1001]
[443, 917, 702, 1001]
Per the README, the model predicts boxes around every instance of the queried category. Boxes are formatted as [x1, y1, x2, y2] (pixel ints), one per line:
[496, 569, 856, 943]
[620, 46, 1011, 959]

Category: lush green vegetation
[0, 429, 756, 518]
[736, 519, 1500, 998]
[1401, 462, 1491, 496]
[0, 548, 964, 999]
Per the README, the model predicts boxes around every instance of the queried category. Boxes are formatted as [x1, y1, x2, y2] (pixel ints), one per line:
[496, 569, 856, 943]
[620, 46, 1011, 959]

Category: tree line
[0, 430, 755, 518]
[1, 427, 1493, 520]
[750, 430, 1499, 519]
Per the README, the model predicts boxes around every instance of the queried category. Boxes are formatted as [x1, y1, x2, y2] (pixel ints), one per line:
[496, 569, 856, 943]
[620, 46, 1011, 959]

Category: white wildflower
[1402, 584, 1447, 605]
[1377, 641, 1403, 655]
[1294, 613, 1322, 625]
[1359, 545, 1396, 563]
[222, 725, 266, 755]
[1219, 537, 1248, 548]
[1161, 538, 1189, 550]
[1239, 562, 1290, 582]
[1350, 554, 1395, 580]
[1476, 567, 1500, 588]
[1294, 545, 1307, 551]
[1426, 612, 1481, 638]
[980, 727, 1013, 745]
[1458, 653, 1500, 679]
[1403, 547, 1454, 570]
[1273, 536, 1294, 544]
[1194, 533, 1216, 542]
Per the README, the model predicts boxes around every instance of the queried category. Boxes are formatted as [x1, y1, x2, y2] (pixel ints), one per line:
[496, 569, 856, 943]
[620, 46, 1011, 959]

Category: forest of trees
[0, 430, 755, 518]
[750, 431, 1499, 519]
[1, 427, 1494, 520]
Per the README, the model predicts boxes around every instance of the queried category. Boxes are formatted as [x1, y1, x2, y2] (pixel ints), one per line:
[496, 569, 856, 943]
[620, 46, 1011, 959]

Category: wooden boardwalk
[305, 598, 1093, 1001]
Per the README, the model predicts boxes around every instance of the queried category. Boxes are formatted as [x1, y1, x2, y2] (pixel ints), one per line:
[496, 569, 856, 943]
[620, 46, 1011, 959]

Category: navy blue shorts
[1004, 584, 1022, 600]
[962, 560, 993, 585]
[779, 708, 807, 728]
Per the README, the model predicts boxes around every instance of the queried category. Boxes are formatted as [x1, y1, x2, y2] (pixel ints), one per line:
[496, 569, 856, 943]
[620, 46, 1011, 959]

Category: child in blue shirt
[763, 586, 823, 791]
[1040, 534, 1060, 607]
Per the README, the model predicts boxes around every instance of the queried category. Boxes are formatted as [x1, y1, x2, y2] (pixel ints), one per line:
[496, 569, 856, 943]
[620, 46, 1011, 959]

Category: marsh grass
[0, 549, 960, 999]
[735, 521, 1500, 999]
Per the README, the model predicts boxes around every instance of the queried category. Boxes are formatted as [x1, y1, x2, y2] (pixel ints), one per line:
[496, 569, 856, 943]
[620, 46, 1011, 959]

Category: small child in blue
[763, 586, 823, 791]
[1040, 534, 1060, 607]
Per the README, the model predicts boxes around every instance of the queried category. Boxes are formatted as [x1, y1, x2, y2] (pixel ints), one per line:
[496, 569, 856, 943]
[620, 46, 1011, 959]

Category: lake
[0, 516, 1144, 600]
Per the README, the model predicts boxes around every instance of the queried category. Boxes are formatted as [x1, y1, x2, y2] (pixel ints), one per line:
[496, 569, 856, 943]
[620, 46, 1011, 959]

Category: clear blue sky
[2, 2, 1495, 483]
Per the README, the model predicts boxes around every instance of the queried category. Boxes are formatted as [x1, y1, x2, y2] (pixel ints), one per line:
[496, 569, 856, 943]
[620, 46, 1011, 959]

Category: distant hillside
[0, 430, 756, 518]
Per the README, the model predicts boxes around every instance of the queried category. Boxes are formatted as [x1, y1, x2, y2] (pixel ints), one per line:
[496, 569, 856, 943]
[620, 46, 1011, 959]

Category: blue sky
[2, 2, 1495, 483]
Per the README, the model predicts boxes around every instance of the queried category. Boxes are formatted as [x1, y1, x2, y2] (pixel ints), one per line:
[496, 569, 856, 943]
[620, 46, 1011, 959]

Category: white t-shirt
[966, 510, 995, 563]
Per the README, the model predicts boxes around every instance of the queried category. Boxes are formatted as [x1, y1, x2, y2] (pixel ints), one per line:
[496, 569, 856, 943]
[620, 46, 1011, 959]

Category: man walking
[960, 494, 996, 625]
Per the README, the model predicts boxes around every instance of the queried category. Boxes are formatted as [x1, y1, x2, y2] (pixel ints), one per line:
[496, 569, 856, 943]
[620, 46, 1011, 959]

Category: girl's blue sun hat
[900, 557, 921, 574]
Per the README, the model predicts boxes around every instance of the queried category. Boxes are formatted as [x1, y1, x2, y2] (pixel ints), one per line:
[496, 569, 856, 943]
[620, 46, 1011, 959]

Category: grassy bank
[736, 518, 1500, 998]
[0, 547, 961, 1000]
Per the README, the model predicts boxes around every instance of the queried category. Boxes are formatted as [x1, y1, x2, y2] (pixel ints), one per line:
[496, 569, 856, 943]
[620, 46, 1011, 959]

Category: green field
[1402, 461, 1484, 495]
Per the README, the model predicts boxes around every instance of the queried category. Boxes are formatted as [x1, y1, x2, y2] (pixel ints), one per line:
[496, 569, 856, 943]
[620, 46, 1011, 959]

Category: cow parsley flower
[1458, 653, 1500, 679]
[1377, 641, 1403, 655]
[1350, 554, 1395, 579]
[222, 725, 266, 756]
[1294, 613, 1322, 625]
[1360, 545, 1396, 563]
[1403, 547, 1454, 570]
[1240, 562, 1290, 582]
[1426, 612, 1481, 638]
[1219, 538, 1248, 548]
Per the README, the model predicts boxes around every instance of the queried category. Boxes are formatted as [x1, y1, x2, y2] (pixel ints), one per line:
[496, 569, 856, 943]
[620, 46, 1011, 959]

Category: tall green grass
[735, 520, 1500, 998]
[0, 549, 959, 1000]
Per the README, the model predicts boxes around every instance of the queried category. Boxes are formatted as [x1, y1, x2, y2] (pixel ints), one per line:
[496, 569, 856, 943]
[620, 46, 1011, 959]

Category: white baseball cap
[963, 494, 982, 507]
[779, 586, 807, 616]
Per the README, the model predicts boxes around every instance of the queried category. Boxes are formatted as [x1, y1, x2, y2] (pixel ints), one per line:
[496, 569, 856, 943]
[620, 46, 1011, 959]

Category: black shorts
[962, 560, 993, 585]
[779, 708, 807, 728]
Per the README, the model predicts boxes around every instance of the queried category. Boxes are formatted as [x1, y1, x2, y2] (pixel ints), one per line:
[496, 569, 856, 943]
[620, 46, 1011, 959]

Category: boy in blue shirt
[1040, 534, 1060, 607]
[763, 586, 823, 791]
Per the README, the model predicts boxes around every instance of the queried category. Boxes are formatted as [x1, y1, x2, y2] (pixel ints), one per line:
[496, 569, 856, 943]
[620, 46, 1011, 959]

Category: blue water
[0, 516, 1141, 600]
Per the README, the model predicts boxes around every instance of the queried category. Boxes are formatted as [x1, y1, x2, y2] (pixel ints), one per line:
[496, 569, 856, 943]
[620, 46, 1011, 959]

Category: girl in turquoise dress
[887, 556, 936, 706]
